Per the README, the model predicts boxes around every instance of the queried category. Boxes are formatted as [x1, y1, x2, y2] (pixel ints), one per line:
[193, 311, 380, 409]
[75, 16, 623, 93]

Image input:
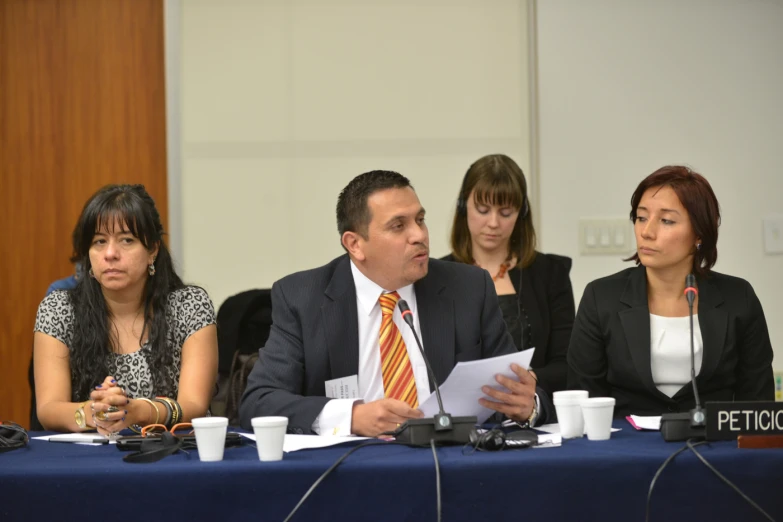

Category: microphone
[660, 274, 706, 441]
[393, 299, 476, 445]
[684, 274, 705, 426]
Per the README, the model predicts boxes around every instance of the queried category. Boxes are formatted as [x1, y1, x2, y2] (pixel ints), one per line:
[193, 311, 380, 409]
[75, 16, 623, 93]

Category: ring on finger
[95, 411, 109, 421]
[107, 406, 119, 413]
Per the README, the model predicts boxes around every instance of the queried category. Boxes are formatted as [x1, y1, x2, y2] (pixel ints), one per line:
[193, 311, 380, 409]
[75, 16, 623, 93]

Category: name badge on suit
[325, 375, 359, 399]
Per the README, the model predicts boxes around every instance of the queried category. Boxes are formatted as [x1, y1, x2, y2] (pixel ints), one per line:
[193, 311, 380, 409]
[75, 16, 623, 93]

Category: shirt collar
[350, 260, 416, 316]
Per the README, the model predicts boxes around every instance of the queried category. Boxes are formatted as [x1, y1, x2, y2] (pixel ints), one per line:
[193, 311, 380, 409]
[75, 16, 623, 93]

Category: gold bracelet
[155, 396, 175, 427]
[157, 396, 181, 426]
[137, 398, 160, 425]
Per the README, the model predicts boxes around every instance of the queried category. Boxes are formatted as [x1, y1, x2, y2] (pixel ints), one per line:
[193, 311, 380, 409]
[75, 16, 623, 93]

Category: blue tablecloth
[1, 421, 781, 521]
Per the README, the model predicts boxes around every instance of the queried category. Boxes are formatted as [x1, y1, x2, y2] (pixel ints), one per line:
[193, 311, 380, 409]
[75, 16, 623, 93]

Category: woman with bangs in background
[33, 184, 218, 436]
[444, 154, 575, 396]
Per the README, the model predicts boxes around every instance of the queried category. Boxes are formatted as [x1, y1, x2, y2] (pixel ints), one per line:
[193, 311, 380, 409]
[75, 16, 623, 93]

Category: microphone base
[660, 412, 706, 442]
[394, 416, 477, 446]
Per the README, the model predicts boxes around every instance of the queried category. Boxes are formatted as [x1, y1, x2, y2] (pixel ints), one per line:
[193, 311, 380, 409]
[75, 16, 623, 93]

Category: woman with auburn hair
[34, 184, 218, 435]
[444, 154, 575, 395]
[568, 166, 773, 416]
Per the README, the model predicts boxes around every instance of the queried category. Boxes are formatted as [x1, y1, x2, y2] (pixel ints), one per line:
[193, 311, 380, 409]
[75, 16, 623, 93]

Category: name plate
[705, 401, 783, 440]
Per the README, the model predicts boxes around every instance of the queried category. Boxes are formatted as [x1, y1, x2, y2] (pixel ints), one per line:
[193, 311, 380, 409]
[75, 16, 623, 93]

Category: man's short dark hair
[336, 170, 412, 243]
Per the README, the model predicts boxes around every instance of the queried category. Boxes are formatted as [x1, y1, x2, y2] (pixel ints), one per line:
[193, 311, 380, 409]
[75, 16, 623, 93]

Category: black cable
[686, 440, 775, 522]
[430, 439, 442, 522]
[0, 421, 29, 453]
[283, 440, 388, 522]
[647, 444, 687, 517]
[284, 439, 442, 522]
[646, 440, 776, 522]
[645, 442, 703, 522]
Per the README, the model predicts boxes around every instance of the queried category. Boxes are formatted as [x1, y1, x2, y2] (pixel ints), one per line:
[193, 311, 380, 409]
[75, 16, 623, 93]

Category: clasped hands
[89, 376, 132, 437]
[351, 364, 536, 437]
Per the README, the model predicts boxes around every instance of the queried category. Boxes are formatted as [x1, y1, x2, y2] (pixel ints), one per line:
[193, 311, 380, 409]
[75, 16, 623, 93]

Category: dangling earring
[148, 261, 156, 276]
[89, 268, 95, 278]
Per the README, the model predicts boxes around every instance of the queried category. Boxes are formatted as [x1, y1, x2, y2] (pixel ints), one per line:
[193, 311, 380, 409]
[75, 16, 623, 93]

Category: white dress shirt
[649, 314, 703, 398]
[311, 261, 432, 435]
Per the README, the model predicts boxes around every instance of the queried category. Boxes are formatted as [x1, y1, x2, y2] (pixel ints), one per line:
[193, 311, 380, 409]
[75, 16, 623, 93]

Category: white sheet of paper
[629, 415, 661, 430]
[536, 423, 621, 435]
[418, 348, 535, 424]
[535, 432, 562, 448]
[325, 375, 359, 399]
[239, 432, 369, 452]
[33, 433, 116, 445]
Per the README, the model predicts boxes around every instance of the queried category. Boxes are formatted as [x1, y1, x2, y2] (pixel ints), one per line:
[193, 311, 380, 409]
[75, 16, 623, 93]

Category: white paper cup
[251, 416, 288, 462]
[553, 390, 589, 439]
[581, 397, 616, 441]
[191, 417, 229, 462]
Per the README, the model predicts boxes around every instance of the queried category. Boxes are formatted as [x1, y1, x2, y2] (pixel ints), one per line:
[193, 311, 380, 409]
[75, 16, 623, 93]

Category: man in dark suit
[240, 171, 551, 436]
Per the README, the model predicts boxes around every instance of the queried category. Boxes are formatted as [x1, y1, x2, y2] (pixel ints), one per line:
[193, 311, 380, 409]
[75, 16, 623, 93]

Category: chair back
[212, 289, 272, 422]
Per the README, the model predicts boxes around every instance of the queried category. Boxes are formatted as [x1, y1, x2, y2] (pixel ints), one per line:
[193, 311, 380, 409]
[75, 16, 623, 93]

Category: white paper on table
[239, 433, 370, 453]
[534, 432, 562, 448]
[418, 348, 535, 424]
[628, 415, 661, 431]
[33, 433, 116, 445]
[536, 423, 621, 435]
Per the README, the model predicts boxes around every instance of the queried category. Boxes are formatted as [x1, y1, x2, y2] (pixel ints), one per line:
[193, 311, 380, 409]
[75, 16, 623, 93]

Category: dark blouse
[442, 252, 576, 395]
[497, 294, 529, 354]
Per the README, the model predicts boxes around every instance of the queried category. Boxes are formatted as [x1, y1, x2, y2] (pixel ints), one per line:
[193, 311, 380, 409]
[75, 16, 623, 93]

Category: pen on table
[50, 438, 110, 444]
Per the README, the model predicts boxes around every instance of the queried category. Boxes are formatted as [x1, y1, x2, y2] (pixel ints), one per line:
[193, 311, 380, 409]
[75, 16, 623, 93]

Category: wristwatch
[523, 402, 538, 428]
[74, 401, 90, 429]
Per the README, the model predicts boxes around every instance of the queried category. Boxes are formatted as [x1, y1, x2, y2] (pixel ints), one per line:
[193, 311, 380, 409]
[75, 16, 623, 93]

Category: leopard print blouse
[34, 286, 216, 401]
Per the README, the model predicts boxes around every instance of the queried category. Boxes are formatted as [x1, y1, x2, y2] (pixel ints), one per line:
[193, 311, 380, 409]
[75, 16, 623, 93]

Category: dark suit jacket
[239, 255, 552, 433]
[442, 252, 575, 395]
[567, 266, 774, 417]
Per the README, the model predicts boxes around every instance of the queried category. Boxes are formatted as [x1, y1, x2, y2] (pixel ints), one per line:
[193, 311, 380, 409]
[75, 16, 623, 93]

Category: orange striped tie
[378, 292, 418, 408]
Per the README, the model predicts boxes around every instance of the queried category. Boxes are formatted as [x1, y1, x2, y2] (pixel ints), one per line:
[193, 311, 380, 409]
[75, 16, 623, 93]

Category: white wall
[536, 0, 783, 366]
[179, 0, 534, 310]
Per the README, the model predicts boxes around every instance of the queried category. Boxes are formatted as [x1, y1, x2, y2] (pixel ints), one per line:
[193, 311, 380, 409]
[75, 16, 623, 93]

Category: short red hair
[627, 166, 721, 277]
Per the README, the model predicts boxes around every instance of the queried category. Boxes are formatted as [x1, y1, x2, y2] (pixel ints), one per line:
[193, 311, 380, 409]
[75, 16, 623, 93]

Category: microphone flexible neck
[684, 274, 702, 413]
[407, 326, 446, 415]
[688, 299, 702, 411]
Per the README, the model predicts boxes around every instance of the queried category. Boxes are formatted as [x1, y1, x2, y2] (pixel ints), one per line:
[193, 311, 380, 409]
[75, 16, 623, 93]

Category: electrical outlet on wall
[763, 216, 783, 255]
[579, 218, 635, 256]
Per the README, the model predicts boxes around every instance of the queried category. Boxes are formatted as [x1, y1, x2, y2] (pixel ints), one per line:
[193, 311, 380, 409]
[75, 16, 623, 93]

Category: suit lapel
[516, 266, 543, 354]
[693, 275, 727, 385]
[414, 264, 454, 386]
[322, 257, 360, 379]
[618, 267, 665, 398]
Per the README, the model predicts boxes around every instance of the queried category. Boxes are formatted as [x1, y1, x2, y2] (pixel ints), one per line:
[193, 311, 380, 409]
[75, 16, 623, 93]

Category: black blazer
[442, 252, 575, 395]
[239, 255, 553, 433]
[567, 266, 774, 417]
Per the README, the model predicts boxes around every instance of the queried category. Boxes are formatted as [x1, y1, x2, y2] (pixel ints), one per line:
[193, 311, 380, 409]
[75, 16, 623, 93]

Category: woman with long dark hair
[34, 184, 218, 435]
[444, 154, 575, 395]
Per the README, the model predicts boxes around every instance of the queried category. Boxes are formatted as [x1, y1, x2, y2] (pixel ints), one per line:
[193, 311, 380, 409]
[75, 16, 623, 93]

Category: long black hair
[69, 184, 184, 401]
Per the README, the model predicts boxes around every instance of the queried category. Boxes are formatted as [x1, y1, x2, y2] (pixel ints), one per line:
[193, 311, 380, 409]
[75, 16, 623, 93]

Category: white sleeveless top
[649, 314, 703, 398]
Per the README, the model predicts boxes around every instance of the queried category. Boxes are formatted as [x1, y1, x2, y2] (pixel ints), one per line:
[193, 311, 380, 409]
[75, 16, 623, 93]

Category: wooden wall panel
[0, 0, 168, 428]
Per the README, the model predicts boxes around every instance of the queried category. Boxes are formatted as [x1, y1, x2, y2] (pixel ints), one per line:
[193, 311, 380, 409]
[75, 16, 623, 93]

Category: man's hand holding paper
[418, 349, 536, 424]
